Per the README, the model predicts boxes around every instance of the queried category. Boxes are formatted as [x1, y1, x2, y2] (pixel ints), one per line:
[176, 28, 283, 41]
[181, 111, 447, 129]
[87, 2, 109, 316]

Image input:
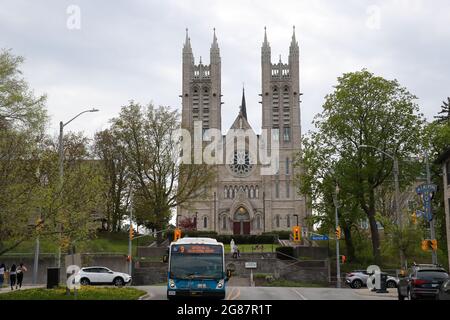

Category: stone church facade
[177, 27, 310, 235]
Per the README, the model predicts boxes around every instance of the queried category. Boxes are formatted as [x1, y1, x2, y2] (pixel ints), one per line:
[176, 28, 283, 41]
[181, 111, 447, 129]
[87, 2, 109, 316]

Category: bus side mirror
[226, 269, 232, 280]
[162, 255, 168, 263]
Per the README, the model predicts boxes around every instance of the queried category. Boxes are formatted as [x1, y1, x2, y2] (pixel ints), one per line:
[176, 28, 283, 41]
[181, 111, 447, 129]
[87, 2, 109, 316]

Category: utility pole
[332, 184, 341, 288]
[128, 189, 133, 276]
[56, 121, 64, 269]
[425, 151, 438, 265]
[56, 108, 99, 270]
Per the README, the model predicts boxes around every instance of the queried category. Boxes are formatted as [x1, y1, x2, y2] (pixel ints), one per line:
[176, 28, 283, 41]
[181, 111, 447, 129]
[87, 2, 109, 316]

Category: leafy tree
[435, 97, 450, 125]
[0, 50, 48, 255]
[110, 102, 216, 244]
[297, 70, 425, 265]
[94, 129, 129, 232]
[0, 49, 47, 130]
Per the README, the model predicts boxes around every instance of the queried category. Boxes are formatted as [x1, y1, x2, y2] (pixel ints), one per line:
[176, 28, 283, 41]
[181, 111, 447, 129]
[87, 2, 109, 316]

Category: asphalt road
[136, 286, 398, 300]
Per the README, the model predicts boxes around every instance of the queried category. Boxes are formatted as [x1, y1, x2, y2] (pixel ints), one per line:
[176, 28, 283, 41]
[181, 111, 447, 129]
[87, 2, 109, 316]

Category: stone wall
[225, 255, 329, 283]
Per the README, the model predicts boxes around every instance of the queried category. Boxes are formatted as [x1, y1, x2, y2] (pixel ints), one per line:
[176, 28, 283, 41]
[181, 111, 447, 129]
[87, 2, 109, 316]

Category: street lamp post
[56, 108, 99, 269]
[359, 144, 405, 269]
[332, 184, 341, 288]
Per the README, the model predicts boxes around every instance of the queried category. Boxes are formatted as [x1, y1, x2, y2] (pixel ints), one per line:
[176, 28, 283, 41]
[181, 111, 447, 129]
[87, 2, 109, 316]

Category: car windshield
[417, 270, 449, 280]
[170, 245, 223, 280]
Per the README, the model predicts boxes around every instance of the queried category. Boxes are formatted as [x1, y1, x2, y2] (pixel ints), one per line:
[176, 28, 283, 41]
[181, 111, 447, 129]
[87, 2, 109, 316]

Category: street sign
[245, 262, 257, 269]
[310, 235, 329, 241]
[416, 184, 436, 221]
[416, 184, 437, 194]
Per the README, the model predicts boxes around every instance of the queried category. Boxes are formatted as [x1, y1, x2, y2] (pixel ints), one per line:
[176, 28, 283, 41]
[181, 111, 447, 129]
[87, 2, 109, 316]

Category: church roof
[240, 87, 247, 120]
[230, 111, 253, 131]
[229, 88, 254, 132]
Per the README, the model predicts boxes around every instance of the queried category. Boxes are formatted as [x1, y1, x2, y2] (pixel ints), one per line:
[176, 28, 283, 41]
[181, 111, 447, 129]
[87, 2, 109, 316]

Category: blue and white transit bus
[165, 237, 230, 300]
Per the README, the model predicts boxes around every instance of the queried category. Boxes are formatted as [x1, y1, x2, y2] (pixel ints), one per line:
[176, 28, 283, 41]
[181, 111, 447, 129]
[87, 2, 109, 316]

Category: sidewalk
[353, 288, 398, 299]
[0, 285, 45, 294]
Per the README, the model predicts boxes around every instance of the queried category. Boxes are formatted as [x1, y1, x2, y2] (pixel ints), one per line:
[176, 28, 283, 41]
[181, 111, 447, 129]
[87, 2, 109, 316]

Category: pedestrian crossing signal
[341, 255, 346, 264]
[335, 226, 341, 240]
[292, 226, 301, 242]
[174, 228, 182, 241]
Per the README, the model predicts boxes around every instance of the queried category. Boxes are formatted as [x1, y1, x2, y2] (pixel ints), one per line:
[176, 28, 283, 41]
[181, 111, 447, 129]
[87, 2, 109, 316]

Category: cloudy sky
[1, 0, 449, 139]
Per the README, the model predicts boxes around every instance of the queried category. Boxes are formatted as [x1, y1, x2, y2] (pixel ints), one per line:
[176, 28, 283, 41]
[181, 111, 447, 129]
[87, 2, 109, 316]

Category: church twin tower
[179, 27, 308, 235]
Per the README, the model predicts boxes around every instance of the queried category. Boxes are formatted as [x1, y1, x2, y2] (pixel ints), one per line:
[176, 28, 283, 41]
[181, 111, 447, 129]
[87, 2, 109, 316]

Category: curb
[138, 293, 151, 300]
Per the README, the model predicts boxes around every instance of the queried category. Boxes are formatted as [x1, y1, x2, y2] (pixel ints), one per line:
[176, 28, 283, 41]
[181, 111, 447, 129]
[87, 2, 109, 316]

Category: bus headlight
[169, 279, 176, 289]
[216, 279, 224, 289]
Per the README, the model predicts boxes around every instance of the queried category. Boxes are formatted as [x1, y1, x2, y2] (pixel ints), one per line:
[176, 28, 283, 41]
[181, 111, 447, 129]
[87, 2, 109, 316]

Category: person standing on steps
[9, 264, 17, 291]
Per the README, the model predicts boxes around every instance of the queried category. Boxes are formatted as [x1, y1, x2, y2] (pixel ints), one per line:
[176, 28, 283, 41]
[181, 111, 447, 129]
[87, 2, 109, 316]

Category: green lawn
[3, 232, 155, 255]
[0, 287, 146, 300]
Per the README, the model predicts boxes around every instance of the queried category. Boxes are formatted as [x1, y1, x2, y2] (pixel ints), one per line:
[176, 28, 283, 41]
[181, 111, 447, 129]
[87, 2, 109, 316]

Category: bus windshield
[170, 244, 223, 280]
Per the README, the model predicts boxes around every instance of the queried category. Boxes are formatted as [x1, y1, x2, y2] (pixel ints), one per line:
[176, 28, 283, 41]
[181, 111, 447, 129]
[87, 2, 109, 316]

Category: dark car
[437, 279, 450, 300]
[398, 264, 449, 300]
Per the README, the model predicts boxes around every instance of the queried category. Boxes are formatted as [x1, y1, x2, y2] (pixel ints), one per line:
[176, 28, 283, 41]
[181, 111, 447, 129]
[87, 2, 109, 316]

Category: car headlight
[216, 279, 224, 289]
[169, 279, 176, 289]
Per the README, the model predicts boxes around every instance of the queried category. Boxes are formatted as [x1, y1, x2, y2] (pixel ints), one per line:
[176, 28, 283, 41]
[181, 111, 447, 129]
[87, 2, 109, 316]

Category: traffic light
[421, 240, 430, 251]
[431, 239, 438, 251]
[36, 218, 43, 233]
[174, 228, 182, 241]
[129, 226, 135, 240]
[292, 226, 301, 242]
[335, 226, 341, 240]
[341, 255, 346, 264]
[421, 239, 437, 252]
[411, 212, 417, 225]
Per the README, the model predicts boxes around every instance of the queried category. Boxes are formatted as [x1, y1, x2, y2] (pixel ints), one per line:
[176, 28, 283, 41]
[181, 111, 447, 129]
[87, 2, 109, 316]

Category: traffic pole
[128, 190, 133, 276]
[333, 184, 341, 288]
[425, 152, 438, 265]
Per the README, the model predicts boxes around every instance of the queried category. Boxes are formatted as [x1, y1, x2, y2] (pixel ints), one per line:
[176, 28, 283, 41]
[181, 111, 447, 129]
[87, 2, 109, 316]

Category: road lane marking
[291, 288, 308, 300]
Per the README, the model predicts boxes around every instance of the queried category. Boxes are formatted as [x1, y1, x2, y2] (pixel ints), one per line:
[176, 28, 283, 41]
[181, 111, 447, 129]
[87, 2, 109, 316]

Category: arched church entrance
[233, 206, 251, 235]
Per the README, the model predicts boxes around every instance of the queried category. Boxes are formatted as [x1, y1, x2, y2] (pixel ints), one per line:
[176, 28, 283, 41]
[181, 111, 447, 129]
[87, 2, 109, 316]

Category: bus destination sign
[172, 244, 222, 254]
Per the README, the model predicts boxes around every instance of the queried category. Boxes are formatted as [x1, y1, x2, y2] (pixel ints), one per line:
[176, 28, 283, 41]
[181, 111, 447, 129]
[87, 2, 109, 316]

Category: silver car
[345, 270, 398, 289]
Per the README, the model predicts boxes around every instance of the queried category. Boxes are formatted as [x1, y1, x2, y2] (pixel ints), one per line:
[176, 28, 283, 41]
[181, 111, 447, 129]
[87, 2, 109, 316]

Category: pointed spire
[199, 56, 202, 64]
[279, 54, 282, 64]
[183, 28, 192, 52]
[211, 27, 219, 52]
[262, 26, 270, 48]
[240, 85, 247, 120]
[290, 25, 299, 52]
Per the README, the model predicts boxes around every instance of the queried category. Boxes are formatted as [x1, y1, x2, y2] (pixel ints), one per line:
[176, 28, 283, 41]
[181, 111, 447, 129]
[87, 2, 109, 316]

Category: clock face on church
[229, 150, 254, 177]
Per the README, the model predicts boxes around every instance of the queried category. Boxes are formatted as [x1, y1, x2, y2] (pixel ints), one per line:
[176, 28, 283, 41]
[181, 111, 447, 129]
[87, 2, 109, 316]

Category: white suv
[78, 267, 131, 286]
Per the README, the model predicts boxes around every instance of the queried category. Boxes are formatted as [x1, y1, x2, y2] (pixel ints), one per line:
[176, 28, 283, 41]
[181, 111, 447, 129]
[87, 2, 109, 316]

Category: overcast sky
[1, 0, 449, 139]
